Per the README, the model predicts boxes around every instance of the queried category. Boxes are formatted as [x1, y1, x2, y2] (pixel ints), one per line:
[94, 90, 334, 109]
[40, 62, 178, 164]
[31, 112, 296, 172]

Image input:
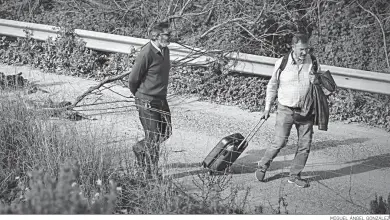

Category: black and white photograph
[0, 0, 389, 218]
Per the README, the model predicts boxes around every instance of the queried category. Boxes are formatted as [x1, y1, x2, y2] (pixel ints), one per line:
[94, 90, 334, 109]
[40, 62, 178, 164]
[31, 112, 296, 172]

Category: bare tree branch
[172, 0, 181, 15]
[101, 85, 132, 99]
[168, 10, 209, 21]
[0, 2, 24, 13]
[69, 71, 131, 109]
[200, 18, 245, 39]
[76, 100, 134, 108]
[179, 0, 193, 16]
[234, 23, 275, 52]
[76, 105, 134, 112]
[204, 0, 218, 25]
[112, 0, 122, 10]
[166, 0, 175, 17]
[254, 1, 267, 25]
[357, 1, 390, 68]
[82, 0, 109, 9]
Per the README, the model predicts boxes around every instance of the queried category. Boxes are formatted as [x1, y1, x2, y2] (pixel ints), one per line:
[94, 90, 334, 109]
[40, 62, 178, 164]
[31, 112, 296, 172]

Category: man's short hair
[291, 33, 309, 45]
[149, 22, 170, 40]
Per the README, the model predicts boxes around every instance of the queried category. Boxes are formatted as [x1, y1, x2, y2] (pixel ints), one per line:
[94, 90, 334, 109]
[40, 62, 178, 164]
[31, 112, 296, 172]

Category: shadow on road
[230, 137, 370, 174]
[164, 162, 206, 179]
[263, 153, 390, 182]
[166, 137, 372, 179]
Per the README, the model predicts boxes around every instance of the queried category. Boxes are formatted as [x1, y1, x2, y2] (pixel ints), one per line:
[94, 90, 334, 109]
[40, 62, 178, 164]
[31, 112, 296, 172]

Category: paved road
[1, 64, 389, 214]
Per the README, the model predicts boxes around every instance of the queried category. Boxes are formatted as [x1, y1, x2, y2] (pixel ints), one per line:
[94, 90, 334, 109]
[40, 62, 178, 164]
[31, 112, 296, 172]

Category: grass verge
[0, 93, 251, 214]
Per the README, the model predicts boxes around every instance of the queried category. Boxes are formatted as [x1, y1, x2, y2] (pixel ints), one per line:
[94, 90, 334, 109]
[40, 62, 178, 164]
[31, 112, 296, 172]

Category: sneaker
[287, 176, 310, 188]
[255, 167, 267, 182]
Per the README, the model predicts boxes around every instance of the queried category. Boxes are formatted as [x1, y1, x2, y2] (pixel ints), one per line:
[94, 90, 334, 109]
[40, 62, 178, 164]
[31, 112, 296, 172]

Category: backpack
[276, 52, 318, 81]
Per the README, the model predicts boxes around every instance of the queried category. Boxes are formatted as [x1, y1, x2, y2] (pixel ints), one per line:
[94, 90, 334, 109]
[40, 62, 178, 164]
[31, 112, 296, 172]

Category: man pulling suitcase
[255, 33, 336, 188]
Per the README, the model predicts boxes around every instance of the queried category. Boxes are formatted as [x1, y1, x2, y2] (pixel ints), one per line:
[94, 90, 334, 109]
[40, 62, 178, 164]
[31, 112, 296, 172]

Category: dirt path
[2, 64, 389, 214]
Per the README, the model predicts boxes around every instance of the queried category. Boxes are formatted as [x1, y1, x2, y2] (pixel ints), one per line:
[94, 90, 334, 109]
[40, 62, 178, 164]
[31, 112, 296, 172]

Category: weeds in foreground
[370, 193, 390, 214]
[0, 94, 252, 214]
[0, 93, 118, 203]
[1, 162, 117, 214]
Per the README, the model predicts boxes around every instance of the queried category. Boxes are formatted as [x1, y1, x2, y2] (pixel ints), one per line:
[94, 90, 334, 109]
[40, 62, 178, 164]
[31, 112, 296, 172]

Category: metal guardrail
[1, 18, 390, 95]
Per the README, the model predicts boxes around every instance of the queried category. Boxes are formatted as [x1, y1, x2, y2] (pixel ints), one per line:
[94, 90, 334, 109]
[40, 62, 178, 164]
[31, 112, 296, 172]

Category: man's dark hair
[291, 33, 309, 45]
[149, 22, 170, 40]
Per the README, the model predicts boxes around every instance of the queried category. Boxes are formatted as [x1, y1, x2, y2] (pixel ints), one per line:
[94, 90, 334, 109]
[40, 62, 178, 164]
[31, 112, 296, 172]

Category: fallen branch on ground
[35, 71, 133, 121]
[69, 71, 132, 109]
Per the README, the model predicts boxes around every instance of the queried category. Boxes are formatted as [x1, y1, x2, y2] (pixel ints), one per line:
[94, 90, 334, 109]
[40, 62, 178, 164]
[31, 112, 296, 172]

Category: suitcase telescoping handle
[236, 118, 267, 151]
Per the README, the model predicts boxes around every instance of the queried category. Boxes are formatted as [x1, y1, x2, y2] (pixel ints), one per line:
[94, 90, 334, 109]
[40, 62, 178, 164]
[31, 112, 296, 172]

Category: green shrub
[1, 30, 390, 131]
[1, 0, 389, 73]
[0, 94, 252, 214]
[311, 0, 390, 73]
[169, 66, 390, 131]
[1, 1, 390, 132]
[329, 89, 390, 130]
[0, 30, 135, 80]
[0, 163, 117, 214]
[169, 66, 269, 111]
[113, 172, 249, 214]
[0, 95, 119, 205]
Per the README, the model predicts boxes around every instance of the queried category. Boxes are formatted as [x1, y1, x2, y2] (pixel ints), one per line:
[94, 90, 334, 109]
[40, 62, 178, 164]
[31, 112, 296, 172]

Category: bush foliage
[0, 165, 117, 214]
[1, 0, 389, 72]
[171, 65, 390, 131]
[1, 29, 390, 131]
[0, 1, 389, 213]
[0, 0, 389, 132]
[0, 96, 251, 214]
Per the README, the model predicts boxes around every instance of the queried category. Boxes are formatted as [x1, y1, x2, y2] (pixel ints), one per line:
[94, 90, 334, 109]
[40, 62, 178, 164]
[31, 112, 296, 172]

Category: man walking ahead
[129, 22, 172, 179]
[256, 33, 328, 188]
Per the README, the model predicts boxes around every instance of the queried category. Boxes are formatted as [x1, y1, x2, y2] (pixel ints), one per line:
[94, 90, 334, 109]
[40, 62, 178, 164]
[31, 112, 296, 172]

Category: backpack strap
[277, 52, 318, 81]
[276, 52, 290, 81]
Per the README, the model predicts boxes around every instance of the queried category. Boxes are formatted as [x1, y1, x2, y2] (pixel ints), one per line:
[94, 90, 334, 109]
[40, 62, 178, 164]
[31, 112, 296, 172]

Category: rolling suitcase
[201, 118, 266, 174]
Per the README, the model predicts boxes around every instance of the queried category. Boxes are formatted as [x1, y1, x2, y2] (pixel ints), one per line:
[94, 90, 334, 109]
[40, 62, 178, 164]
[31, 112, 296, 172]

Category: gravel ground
[1, 64, 390, 215]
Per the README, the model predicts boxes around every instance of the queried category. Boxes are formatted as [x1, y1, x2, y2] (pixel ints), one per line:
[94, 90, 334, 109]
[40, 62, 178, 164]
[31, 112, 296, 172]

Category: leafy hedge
[0, 0, 389, 73]
[0, 97, 251, 214]
[0, 0, 389, 131]
[171, 66, 390, 131]
[170, 66, 269, 111]
[310, 0, 390, 73]
[1, 165, 117, 214]
[1, 32, 390, 132]
[0, 30, 133, 79]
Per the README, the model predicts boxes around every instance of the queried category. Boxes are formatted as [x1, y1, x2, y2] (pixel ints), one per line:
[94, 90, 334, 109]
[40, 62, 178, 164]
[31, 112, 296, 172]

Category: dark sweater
[129, 42, 171, 100]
